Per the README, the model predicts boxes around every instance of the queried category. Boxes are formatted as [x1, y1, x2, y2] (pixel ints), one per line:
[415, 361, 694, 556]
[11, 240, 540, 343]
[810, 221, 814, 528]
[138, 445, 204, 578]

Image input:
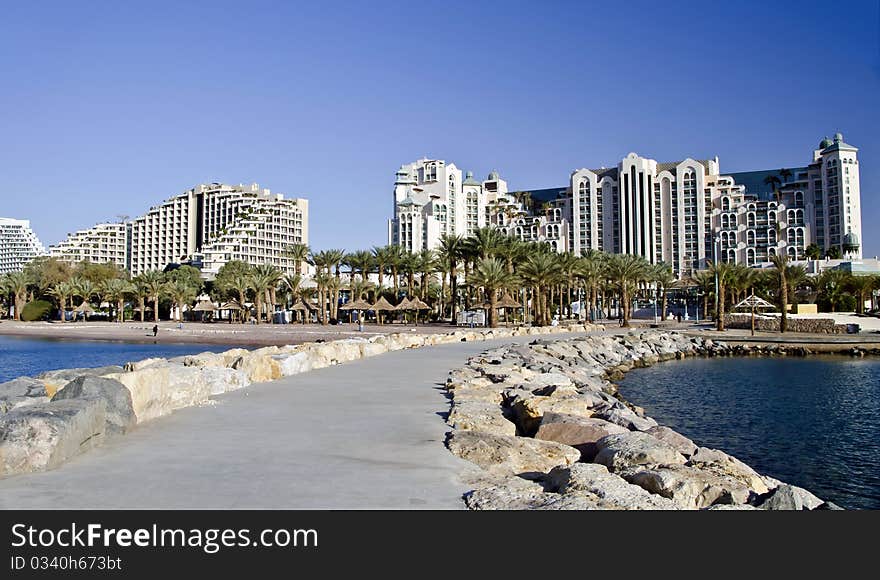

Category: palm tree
[346, 250, 374, 283]
[414, 249, 436, 301]
[253, 263, 284, 323]
[131, 274, 151, 322]
[465, 227, 505, 260]
[284, 242, 311, 277]
[166, 278, 197, 323]
[325, 249, 346, 321]
[371, 245, 394, 291]
[805, 243, 822, 260]
[652, 263, 675, 321]
[779, 168, 792, 185]
[228, 272, 253, 323]
[248, 265, 277, 324]
[467, 257, 516, 328]
[577, 250, 606, 321]
[139, 270, 166, 323]
[694, 269, 715, 321]
[769, 253, 790, 332]
[604, 254, 650, 327]
[763, 174, 782, 203]
[519, 252, 562, 326]
[816, 269, 849, 312]
[400, 251, 417, 299]
[100, 278, 134, 322]
[438, 234, 465, 323]
[386, 245, 405, 296]
[3, 272, 30, 321]
[48, 280, 74, 322]
[707, 260, 737, 331]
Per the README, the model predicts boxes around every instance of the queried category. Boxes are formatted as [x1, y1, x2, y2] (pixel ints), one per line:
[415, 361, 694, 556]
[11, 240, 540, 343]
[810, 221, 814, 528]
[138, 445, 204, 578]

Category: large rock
[232, 354, 282, 383]
[182, 352, 228, 368]
[757, 484, 824, 511]
[51, 376, 135, 435]
[510, 393, 598, 435]
[688, 447, 769, 494]
[535, 413, 628, 460]
[593, 405, 658, 431]
[37, 366, 124, 397]
[0, 377, 49, 413]
[200, 367, 251, 395]
[104, 365, 211, 423]
[548, 463, 680, 510]
[464, 477, 548, 510]
[623, 465, 751, 509]
[646, 426, 698, 457]
[594, 431, 688, 472]
[447, 430, 580, 476]
[447, 402, 516, 437]
[124, 358, 167, 372]
[275, 352, 319, 376]
[0, 399, 106, 477]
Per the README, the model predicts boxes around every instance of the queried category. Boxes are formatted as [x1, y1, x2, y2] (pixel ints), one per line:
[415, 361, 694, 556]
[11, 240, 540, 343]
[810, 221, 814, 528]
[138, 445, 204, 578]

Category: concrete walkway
[0, 334, 577, 509]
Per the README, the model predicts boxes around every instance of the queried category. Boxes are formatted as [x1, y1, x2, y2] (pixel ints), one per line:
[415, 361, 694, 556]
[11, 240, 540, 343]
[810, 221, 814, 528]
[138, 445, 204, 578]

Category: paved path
[0, 334, 577, 509]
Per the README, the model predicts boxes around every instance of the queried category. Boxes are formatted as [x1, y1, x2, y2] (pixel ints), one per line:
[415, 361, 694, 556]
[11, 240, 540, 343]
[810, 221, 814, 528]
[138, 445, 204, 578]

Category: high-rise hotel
[389, 134, 863, 274]
[50, 182, 309, 279]
[0, 218, 46, 274]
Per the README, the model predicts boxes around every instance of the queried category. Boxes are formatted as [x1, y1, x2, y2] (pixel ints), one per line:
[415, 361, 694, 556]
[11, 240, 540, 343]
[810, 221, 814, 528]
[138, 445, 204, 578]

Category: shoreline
[446, 331, 839, 510]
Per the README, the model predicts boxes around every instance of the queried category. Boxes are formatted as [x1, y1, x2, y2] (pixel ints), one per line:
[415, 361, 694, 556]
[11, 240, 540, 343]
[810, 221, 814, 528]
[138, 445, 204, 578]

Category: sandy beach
[0, 320, 461, 347]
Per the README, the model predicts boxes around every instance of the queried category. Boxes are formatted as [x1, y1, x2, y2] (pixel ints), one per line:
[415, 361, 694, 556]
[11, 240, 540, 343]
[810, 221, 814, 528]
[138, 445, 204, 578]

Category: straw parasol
[192, 301, 216, 312]
[339, 298, 372, 311]
[394, 297, 413, 311]
[370, 296, 395, 325]
[496, 295, 522, 309]
[75, 301, 95, 314]
[409, 298, 430, 310]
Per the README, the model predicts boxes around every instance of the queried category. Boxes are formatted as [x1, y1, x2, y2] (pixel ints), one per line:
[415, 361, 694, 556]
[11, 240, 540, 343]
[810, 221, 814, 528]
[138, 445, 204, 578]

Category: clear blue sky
[2, 1, 878, 256]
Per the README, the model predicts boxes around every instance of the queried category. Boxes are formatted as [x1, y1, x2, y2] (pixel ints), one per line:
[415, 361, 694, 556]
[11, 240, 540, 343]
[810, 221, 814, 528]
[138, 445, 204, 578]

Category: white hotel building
[50, 182, 309, 279]
[390, 134, 863, 275]
[0, 218, 46, 273]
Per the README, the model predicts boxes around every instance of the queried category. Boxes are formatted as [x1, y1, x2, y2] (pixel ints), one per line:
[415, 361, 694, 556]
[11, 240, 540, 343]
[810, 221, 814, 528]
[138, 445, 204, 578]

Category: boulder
[464, 477, 548, 510]
[104, 365, 211, 424]
[688, 448, 769, 494]
[447, 430, 580, 476]
[51, 376, 135, 435]
[37, 366, 124, 397]
[0, 377, 49, 413]
[510, 393, 597, 435]
[0, 399, 106, 477]
[623, 465, 751, 509]
[124, 358, 167, 372]
[232, 354, 282, 383]
[449, 385, 503, 405]
[182, 352, 227, 368]
[275, 352, 318, 376]
[535, 413, 628, 460]
[646, 426, 698, 457]
[593, 405, 658, 431]
[548, 463, 680, 510]
[200, 367, 251, 395]
[757, 484, 824, 511]
[594, 431, 688, 472]
[447, 402, 516, 437]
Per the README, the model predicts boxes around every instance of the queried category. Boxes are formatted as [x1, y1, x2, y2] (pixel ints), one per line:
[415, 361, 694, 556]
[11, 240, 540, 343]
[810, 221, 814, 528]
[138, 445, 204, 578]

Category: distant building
[49, 222, 130, 271]
[389, 134, 864, 275]
[129, 182, 309, 278]
[0, 218, 46, 273]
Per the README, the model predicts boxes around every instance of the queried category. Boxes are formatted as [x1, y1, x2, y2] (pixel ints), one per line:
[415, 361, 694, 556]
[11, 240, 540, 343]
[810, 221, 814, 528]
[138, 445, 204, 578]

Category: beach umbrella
[340, 298, 372, 327]
[290, 299, 317, 324]
[496, 294, 522, 309]
[74, 301, 95, 322]
[733, 293, 776, 336]
[192, 301, 216, 312]
[370, 296, 395, 325]
[408, 297, 430, 325]
[394, 297, 413, 311]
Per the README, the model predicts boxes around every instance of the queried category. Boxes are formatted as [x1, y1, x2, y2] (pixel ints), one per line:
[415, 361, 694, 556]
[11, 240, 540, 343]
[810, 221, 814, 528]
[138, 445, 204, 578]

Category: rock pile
[0, 322, 600, 478]
[445, 331, 834, 510]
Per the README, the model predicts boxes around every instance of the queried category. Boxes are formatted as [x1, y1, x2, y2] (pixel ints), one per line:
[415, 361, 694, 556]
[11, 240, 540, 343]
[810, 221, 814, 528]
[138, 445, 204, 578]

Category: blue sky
[2, 1, 878, 256]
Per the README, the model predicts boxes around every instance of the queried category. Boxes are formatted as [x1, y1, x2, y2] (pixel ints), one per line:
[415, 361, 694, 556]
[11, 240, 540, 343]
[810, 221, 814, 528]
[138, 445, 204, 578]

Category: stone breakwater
[445, 331, 839, 510]
[0, 323, 599, 478]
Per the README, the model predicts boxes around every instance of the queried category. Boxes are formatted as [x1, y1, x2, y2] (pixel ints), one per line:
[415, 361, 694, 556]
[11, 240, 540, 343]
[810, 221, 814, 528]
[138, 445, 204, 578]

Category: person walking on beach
[152, 324, 158, 337]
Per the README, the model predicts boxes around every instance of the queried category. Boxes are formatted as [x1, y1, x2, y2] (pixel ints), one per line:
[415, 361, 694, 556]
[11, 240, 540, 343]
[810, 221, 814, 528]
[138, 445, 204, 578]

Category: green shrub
[21, 300, 53, 321]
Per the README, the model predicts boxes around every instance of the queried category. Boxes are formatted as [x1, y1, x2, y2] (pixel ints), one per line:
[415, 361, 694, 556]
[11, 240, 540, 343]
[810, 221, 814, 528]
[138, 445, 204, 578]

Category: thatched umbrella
[192, 300, 216, 322]
[220, 300, 245, 323]
[74, 301, 95, 321]
[340, 298, 372, 326]
[408, 297, 430, 325]
[495, 294, 522, 325]
[370, 296, 395, 325]
[290, 299, 316, 324]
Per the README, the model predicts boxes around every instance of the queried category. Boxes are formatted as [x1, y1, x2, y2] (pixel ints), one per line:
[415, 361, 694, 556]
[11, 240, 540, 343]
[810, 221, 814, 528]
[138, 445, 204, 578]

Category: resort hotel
[389, 134, 865, 276]
[44, 182, 309, 279]
[0, 218, 46, 274]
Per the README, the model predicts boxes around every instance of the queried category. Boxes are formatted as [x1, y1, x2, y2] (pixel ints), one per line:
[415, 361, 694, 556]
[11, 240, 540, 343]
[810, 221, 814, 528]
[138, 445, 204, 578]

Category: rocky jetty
[0, 322, 599, 478]
[445, 331, 836, 510]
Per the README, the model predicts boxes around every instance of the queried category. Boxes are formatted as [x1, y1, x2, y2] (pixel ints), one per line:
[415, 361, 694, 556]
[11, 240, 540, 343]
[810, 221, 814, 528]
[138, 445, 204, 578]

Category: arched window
[721, 214, 729, 229]
[768, 247, 777, 258]
[787, 209, 795, 222]
[747, 230, 756, 246]
[796, 209, 804, 223]
[748, 203, 757, 212]
[578, 180, 590, 197]
[727, 249, 736, 263]
[747, 212, 756, 228]
[788, 229, 796, 244]
[447, 175, 454, 194]
[722, 197, 731, 211]
[747, 248, 756, 265]
[788, 246, 797, 259]
[768, 211, 777, 226]
[795, 191, 804, 206]
[768, 229, 777, 245]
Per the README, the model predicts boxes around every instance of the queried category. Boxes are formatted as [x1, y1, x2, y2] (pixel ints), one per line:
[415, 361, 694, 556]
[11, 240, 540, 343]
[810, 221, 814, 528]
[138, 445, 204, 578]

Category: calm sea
[0, 336, 235, 383]
[618, 356, 880, 510]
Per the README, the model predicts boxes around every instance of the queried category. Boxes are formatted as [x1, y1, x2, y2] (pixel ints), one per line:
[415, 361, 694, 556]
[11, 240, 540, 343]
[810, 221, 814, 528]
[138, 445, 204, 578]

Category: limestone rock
[510, 393, 597, 435]
[275, 352, 319, 376]
[623, 465, 751, 509]
[464, 477, 548, 510]
[535, 413, 628, 460]
[182, 352, 227, 368]
[593, 405, 658, 431]
[447, 430, 580, 476]
[0, 377, 49, 413]
[688, 447, 769, 494]
[646, 426, 698, 457]
[51, 376, 135, 435]
[124, 358, 167, 372]
[37, 366, 124, 397]
[548, 463, 680, 510]
[447, 402, 516, 437]
[594, 431, 688, 472]
[757, 484, 824, 511]
[104, 365, 211, 424]
[0, 399, 106, 477]
[232, 354, 282, 383]
[201, 367, 251, 395]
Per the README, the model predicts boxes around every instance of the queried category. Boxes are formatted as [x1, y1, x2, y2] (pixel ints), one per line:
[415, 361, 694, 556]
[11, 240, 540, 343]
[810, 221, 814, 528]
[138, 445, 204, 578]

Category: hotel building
[49, 222, 130, 271]
[0, 218, 46, 273]
[390, 134, 863, 275]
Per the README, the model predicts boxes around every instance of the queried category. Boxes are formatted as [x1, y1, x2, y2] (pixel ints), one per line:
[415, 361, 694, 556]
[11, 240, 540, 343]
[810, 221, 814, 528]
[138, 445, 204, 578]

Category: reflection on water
[0, 336, 233, 383]
[619, 356, 880, 510]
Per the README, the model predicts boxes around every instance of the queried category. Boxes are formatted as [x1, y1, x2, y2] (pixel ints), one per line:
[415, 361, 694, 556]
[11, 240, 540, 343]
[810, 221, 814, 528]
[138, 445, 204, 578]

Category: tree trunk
[622, 289, 630, 327]
[779, 277, 788, 333]
[717, 281, 726, 331]
[118, 298, 124, 322]
[153, 297, 159, 323]
[488, 290, 498, 328]
[450, 265, 458, 325]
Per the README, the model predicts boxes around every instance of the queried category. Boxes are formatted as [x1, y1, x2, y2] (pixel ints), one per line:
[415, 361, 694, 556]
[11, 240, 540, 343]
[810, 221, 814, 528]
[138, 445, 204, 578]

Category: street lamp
[713, 234, 721, 327]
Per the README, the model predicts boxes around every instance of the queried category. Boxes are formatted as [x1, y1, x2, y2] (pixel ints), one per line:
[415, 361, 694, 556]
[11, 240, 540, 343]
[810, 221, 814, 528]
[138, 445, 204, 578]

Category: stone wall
[723, 314, 856, 334]
[445, 331, 836, 511]
[0, 322, 602, 478]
